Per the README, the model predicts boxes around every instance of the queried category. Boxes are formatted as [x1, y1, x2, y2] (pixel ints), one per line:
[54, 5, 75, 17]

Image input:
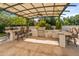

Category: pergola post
[25, 18, 29, 38]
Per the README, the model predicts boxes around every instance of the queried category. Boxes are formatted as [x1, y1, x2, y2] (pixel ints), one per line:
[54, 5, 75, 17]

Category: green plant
[56, 18, 62, 29]
[9, 16, 27, 26]
[35, 18, 47, 29]
[45, 23, 51, 30]
[38, 19, 46, 27]
[35, 25, 40, 29]
[0, 24, 5, 33]
[0, 33, 5, 37]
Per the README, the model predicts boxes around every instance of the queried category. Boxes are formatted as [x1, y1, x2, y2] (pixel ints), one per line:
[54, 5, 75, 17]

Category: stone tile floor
[0, 40, 79, 56]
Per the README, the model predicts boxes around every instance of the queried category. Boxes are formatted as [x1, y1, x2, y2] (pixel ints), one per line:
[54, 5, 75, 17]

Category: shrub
[35, 25, 40, 29]
[35, 19, 46, 29]
[45, 23, 51, 30]
[0, 24, 5, 33]
[56, 18, 62, 29]
[38, 19, 46, 27]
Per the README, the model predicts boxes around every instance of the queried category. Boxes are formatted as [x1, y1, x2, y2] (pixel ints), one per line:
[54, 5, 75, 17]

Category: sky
[61, 3, 79, 18]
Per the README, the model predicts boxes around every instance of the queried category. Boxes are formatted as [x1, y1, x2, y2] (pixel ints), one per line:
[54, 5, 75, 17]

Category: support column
[59, 33, 66, 47]
[9, 31, 15, 41]
[25, 18, 29, 38]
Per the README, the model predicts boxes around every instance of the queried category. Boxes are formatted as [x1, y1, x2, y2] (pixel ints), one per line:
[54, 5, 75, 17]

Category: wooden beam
[59, 3, 70, 16]
[4, 3, 28, 16]
[20, 10, 70, 16]
[4, 3, 23, 9]
[28, 15, 59, 19]
[42, 3, 48, 16]
[15, 4, 75, 13]
[0, 8, 28, 19]
[30, 3, 39, 18]
[20, 4, 34, 17]
[53, 3, 55, 16]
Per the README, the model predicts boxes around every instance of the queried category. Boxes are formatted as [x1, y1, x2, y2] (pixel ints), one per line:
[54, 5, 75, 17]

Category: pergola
[0, 3, 77, 48]
[0, 3, 76, 19]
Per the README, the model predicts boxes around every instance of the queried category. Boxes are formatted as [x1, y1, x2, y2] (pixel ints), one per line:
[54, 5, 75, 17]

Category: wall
[62, 25, 79, 31]
[5, 25, 79, 31]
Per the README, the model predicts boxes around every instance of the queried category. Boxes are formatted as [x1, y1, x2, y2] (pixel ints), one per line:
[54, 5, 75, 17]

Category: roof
[0, 3, 75, 18]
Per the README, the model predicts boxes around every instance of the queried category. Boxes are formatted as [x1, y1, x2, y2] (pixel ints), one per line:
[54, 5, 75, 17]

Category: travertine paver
[0, 40, 79, 56]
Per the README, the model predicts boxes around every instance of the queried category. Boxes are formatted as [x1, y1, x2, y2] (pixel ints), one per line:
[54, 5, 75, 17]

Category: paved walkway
[0, 40, 79, 56]
[24, 38, 59, 45]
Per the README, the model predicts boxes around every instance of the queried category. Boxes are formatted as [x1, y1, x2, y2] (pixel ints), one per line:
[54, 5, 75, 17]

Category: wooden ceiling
[0, 3, 75, 18]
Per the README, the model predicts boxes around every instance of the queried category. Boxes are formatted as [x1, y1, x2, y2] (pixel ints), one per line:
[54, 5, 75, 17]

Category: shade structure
[0, 3, 73, 18]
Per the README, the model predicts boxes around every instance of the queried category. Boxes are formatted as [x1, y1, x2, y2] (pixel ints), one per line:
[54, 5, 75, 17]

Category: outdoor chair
[15, 27, 25, 41]
[66, 27, 78, 47]
[25, 29, 32, 38]
[77, 28, 79, 34]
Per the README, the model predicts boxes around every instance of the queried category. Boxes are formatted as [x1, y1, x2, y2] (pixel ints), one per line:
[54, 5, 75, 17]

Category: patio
[0, 3, 79, 56]
[0, 40, 79, 56]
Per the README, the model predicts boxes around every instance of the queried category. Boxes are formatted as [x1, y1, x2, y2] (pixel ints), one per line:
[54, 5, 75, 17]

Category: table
[58, 31, 72, 47]
[5, 30, 20, 41]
